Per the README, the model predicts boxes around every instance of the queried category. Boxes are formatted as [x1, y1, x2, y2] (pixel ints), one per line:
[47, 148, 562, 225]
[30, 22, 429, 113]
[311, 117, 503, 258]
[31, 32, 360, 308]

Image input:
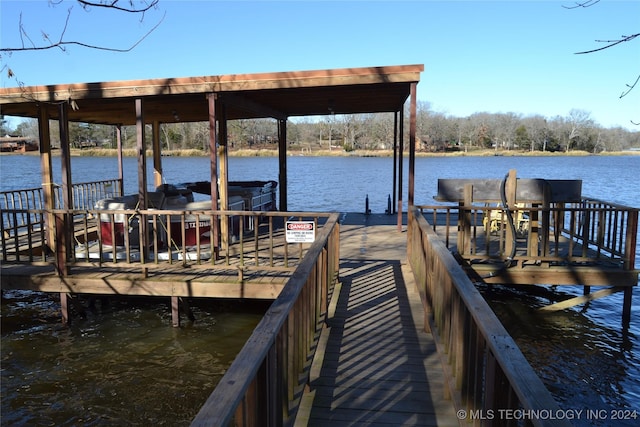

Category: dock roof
[0, 64, 424, 125]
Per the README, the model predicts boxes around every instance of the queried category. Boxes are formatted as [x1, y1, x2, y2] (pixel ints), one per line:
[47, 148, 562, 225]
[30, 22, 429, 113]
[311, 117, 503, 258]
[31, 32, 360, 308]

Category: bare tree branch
[574, 31, 640, 102]
[563, 0, 601, 10]
[621, 73, 640, 99]
[575, 33, 640, 54]
[17, 12, 38, 50]
[566, 0, 639, 108]
[78, 0, 159, 14]
[1, 1, 164, 54]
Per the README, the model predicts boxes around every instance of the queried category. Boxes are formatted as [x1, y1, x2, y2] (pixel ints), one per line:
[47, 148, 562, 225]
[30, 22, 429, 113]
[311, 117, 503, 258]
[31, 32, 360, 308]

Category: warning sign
[285, 221, 315, 243]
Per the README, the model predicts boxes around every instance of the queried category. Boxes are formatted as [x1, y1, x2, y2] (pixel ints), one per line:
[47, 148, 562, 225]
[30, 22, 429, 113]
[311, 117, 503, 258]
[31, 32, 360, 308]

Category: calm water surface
[1, 154, 639, 425]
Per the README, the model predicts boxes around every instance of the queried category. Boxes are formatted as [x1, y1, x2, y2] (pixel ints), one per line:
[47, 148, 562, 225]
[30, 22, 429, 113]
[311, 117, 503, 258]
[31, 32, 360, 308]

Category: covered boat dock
[0, 64, 424, 326]
[0, 65, 422, 276]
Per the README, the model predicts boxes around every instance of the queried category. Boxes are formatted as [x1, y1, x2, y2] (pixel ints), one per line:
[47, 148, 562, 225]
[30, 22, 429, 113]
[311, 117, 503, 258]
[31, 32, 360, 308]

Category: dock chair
[483, 203, 529, 237]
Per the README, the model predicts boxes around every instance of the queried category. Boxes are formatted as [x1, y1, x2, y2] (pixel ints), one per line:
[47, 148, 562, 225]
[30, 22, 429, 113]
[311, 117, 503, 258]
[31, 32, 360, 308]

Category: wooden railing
[0, 207, 334, 279]
[0, 178, 122, 239]
[407, 205, 571, 427]
[572, 198, 638, 269]
[417, 199, 638, 269]
[190, 212, 340, 426]
[0, 208, 47, 262]
[63, 178, 122, 210]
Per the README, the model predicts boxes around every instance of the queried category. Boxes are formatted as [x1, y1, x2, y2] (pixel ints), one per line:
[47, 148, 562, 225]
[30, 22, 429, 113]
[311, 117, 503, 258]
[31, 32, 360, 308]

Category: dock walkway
[295, 213, 459, 427]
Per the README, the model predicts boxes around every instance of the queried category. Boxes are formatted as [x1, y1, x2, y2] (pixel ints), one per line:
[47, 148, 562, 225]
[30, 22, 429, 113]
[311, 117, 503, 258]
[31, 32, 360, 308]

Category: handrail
[0, 208, 334, 280]
[63, 178, 122, 210]
[407, 205, 571, 426]
[415, 200, 638, 270]
[574, 199, 638, 269]
[0, 179, 122, 235]
[0, 208, 47, 262]
[191, 212, 340, 426]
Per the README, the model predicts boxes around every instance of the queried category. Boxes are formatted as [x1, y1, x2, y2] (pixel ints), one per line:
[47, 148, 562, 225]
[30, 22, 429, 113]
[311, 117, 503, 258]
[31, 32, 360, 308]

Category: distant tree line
[3, 102, 639, 153]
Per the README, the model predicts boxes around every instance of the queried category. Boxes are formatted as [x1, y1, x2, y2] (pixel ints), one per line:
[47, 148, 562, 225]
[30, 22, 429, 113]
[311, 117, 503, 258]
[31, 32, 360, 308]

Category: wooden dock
[2, 207, 634, 425]
[295, 213, 459, 427]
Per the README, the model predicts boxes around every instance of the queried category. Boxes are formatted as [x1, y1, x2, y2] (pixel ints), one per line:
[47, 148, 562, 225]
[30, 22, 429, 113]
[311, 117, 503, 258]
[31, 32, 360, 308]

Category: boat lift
[432, 169, 637, 320]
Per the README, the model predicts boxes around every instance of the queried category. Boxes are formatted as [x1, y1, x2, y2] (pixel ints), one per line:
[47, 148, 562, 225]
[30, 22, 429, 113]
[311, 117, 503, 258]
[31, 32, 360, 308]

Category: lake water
[1, 154, 639, 425]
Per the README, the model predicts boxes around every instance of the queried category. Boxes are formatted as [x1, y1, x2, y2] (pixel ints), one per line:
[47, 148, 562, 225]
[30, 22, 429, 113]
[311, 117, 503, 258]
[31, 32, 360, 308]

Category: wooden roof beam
[219, 93, 288, 121]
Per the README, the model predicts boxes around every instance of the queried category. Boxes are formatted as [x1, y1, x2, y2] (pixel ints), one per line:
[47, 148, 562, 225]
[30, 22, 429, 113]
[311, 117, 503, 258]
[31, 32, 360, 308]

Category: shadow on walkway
[300, 256, 457, 427]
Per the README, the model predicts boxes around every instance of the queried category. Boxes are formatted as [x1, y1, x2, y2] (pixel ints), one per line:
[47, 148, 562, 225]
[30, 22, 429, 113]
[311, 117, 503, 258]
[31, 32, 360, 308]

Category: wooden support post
[37, 105, 55, 255]
[136, 98, 148, 204]
[54, 212, 69, 276]
[152, 121, 163, 188]
[218, 101, 229, 251]
[504, 169, 517, 257]
[392, 111, 398, 215]
[408, 82, 417, 209]
[60, 292, 69, 325]
[397, 107, 404, 232]
[278, 119, 288, 212]
[58, 102, 73, 212]
[456, 196, 465, 255]
[528, 202, 540, 257]
[57, 102, 73, 278]
[116, 125, 124, 196]
[528, 181, 549, 257]
[171, 296, 180, 327]
[459, 184, 473, 256]
[623, 209, 638, 271]
[135, 98, 148, 271]
[545, 187, 555, 258]
[581, 208, 591, 258]
[207, 93, 220, 259]
[622, 209, 637, 326]
[57, 211, 70, 325]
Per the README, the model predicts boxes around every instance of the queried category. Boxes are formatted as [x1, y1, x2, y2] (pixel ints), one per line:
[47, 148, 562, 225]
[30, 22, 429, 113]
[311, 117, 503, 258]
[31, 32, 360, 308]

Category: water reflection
[1, 291, 268, 426]
[481, 284, 639, 427]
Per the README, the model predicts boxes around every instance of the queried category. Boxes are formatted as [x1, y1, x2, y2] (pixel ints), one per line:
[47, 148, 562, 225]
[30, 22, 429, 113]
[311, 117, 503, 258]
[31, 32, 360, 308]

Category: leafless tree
[338, 115, 366, 150]
[551, 109, 594, 152]
[421, 112, 453, 152]
[455, 117, 477, 151]
[492, 113, 521, 150]
[366, 113, 395, 150]
[288, 119, 316, 146]
[522, 115, 550, 152]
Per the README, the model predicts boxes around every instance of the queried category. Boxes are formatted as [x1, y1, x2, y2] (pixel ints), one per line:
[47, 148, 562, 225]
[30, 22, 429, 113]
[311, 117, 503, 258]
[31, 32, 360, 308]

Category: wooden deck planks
[296, 216, 459, 427]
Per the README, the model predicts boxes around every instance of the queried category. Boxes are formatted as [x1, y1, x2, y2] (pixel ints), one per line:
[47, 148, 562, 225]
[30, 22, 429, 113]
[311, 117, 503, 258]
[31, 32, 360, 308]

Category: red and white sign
[285, 221, 315, 243]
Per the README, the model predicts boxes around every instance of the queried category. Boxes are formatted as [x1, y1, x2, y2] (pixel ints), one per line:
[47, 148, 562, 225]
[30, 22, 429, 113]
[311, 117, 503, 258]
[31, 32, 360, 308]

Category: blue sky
[1, 0, 638, 129]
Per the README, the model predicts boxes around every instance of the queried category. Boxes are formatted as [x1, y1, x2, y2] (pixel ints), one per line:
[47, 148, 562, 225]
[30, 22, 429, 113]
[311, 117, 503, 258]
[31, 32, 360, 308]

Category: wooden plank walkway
[295, 213, 459, 427]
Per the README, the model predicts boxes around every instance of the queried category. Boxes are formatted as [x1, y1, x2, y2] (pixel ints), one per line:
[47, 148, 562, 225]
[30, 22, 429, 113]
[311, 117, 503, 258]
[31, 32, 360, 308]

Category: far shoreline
[3, 148, 639, 158]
